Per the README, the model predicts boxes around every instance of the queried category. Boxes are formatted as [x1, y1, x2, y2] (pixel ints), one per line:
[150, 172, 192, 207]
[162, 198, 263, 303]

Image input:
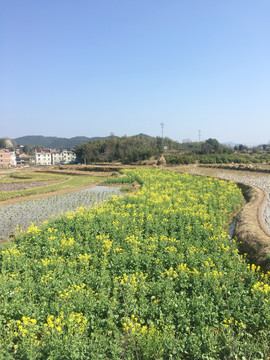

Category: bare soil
[234, 184, 270, 270]
[200, 163, 270, 174]
[0, 181, 48, 192]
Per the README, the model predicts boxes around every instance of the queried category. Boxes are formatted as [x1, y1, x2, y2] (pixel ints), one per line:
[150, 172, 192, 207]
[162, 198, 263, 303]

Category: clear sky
[1, 0, 269, 145]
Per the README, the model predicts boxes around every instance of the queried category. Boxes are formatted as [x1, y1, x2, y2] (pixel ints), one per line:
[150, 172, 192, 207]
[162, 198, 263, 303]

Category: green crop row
[0, 169, 269, 359]
[165, 153, 270, 165]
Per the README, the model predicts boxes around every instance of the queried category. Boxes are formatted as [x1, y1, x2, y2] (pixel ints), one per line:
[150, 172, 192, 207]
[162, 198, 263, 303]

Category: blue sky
[1, 1, 269, 145]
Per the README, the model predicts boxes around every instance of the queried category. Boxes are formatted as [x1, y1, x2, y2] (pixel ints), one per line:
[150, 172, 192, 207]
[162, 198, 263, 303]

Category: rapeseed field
[0, 169, 269, 359]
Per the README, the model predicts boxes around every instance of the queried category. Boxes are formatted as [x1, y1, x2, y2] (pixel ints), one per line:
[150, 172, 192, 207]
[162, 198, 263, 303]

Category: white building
[60, 149, 77, 164]
[35, 149, 77, 165]
[11, 151, 16, 166]
[35, 149, 52, 165]
[51, 150, 61, 165]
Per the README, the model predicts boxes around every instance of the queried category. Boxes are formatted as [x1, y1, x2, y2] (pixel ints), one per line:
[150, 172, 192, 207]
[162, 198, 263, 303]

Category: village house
[0, 149, 17, 168]
[60, 149, 77, 164]
[35, 149, 52, 165]
[16, 152, 35, 166]
[35, 149, 77, 165]
[51, 149, 61, 165]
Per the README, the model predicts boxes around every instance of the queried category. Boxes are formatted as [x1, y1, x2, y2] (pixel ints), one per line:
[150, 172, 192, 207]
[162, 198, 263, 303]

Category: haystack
[157, 155, 166, 166]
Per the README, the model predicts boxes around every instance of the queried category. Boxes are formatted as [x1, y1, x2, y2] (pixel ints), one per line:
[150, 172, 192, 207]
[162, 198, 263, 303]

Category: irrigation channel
[187, 167, 270, 234]
[0, 186, 121, 243]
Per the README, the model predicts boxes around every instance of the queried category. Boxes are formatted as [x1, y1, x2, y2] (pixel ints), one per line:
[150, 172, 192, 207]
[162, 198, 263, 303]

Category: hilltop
[14, 135, 110, 149]
[13, 134, 151, 149]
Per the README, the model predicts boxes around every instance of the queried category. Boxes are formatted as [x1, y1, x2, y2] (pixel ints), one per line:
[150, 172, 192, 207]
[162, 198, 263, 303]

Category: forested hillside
[75, 135, 180, 164]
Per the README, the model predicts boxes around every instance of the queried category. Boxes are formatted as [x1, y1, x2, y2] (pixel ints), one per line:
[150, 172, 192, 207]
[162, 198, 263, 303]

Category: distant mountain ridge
[14, 135, 109, 149]
[13, 134, 151, 149]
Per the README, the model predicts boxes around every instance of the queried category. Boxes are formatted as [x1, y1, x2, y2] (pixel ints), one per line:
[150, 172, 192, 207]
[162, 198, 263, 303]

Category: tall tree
[0, 138, 6, 148]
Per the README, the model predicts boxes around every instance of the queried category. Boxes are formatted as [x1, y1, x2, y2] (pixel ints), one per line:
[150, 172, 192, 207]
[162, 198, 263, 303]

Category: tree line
[74, 136, 235, 164]
[75, 135, 167, 164]
[2, 135, 269, 166]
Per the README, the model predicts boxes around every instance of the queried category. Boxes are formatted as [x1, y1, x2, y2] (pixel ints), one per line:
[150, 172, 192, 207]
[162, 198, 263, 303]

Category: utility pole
[160, 122, 165, 150]
[161, 122, 164, 139]
[199, 129, 201, 142]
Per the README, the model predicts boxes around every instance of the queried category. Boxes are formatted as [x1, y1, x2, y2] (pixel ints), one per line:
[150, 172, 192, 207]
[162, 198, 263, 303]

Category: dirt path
[234, 184, 270, 270]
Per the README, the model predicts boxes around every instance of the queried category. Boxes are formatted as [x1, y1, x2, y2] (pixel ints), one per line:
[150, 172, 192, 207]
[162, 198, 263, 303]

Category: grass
[0, 171, 65, 183]
[0, 171, 106, 202]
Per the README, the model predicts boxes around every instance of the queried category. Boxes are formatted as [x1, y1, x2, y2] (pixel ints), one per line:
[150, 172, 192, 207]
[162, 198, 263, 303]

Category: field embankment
[199, 163, 270, 173]
[234, 184, 270, 270]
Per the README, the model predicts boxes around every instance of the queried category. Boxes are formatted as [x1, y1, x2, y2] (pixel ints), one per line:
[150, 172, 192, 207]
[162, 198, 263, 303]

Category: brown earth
[0, 181, 49, 192]
[234, 184, 270, 270]
[199, 163, 270, 174]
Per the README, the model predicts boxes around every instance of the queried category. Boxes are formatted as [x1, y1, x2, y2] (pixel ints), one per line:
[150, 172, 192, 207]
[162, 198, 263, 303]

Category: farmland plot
[0, 169, 269, 359]
[0, 186, 121, 242]
[0, 170, 104, 202]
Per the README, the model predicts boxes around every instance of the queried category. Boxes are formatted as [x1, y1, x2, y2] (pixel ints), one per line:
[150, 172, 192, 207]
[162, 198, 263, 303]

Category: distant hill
[222, 142, 238, 148]
[137, 133, 152, 138]
[13, 134, 153, 149]
[222, 142, 254, 148]
[14, 135, 109, 149]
